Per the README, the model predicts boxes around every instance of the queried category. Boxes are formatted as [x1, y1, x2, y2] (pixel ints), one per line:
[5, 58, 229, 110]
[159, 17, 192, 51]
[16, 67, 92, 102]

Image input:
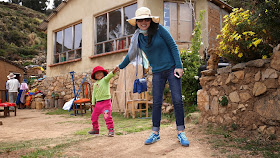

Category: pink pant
[91, 99, 114, 130]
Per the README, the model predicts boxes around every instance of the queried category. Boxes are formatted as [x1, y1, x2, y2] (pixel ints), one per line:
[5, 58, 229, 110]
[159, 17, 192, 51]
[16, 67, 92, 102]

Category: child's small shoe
[88, 129, 99, 135]
[108, 128, 114, 137]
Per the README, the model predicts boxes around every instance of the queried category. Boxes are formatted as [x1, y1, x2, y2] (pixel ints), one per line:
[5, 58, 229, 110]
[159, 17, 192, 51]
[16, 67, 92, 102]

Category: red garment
[90, 99, 114, 130]
[91, 66, 108, 79]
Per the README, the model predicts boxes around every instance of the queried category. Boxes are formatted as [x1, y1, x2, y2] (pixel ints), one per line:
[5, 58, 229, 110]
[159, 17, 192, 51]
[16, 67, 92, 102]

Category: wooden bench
[0, 102, 16, 117]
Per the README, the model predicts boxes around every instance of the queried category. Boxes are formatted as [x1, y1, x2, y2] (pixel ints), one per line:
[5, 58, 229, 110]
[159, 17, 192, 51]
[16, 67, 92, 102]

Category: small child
[88, 66, 119, 137]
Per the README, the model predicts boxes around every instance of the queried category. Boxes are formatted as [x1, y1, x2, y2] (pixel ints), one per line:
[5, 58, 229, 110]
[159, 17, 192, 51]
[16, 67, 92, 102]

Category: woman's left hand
[174, 68, 183, 78]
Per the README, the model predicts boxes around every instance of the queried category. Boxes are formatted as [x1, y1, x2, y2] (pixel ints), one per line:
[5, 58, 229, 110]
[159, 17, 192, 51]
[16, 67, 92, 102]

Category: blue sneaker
[144, 132, 160, 145]
[177, 132, 189, 147]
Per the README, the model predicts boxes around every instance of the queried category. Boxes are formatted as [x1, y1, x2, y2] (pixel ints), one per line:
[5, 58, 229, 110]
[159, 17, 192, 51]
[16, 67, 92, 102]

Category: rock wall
[197, 51, 280, 136]
[32, 67, 155, 109]
[34, 70, 119, 108]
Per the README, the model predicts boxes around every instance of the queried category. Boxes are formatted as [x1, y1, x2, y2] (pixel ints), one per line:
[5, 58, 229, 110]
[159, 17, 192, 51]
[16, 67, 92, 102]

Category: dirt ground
[0, 109, 229, 158]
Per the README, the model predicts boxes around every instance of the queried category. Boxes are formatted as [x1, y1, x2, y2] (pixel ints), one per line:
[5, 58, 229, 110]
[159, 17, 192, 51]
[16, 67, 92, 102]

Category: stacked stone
[197, 49, 280, 136]
[33, 68, 154, 110]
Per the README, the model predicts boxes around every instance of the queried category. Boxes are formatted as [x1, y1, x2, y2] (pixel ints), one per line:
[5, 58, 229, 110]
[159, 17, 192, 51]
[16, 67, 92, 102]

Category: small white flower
[194, 76, 199, 80]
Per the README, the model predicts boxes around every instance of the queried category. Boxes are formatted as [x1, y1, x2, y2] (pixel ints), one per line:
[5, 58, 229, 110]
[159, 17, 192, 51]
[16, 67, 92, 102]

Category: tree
[22, 0, 49, 13]
[53, 0, 63, 8]
[9, 0, 22, 4]
[253, 0, 280, 47]
[222, 0, 255, 10]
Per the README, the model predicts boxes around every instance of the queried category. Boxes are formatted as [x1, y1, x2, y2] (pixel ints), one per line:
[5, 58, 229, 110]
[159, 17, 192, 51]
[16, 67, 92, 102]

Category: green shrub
[253, 0, 280, 47]
[180, 10, 204, 110]
[179, 10, 205, 113]
[23, 61, 34, 66]
[217, 8, 274, 64]
[180, 49, 201, 107]
[218, 96, 228, 106]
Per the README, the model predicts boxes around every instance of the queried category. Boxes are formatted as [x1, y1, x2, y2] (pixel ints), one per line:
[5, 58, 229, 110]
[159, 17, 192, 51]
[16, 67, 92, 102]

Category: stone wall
[197, 50, 280, 136]
[31, 68, 155, 108]
[33, 70, 119, 108]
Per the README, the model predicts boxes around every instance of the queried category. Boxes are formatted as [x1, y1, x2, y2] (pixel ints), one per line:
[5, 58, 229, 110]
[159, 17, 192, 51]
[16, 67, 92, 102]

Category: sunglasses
[136, 18, 151, 22]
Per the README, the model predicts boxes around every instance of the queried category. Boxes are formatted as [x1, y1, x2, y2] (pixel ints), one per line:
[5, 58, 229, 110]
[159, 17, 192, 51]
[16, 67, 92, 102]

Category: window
[164, 2, 193, 42]
[54, 23, 82, 64]
[95, 3, 137, 54]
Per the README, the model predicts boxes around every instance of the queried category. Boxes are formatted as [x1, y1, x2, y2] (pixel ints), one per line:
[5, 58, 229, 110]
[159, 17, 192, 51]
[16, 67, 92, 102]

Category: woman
[118, 7, 189, 147]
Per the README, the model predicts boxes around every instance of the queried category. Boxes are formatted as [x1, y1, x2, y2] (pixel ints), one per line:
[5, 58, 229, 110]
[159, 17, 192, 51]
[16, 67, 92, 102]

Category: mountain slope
[0, 2, 47, 63]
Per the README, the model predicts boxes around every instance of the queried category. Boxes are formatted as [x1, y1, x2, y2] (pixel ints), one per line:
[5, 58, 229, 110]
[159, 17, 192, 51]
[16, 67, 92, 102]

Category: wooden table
[0, 102, 16, 117]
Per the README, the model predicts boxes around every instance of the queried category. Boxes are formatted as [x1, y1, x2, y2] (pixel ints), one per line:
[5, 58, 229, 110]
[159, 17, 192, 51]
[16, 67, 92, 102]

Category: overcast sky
[0, 0, 54, 9]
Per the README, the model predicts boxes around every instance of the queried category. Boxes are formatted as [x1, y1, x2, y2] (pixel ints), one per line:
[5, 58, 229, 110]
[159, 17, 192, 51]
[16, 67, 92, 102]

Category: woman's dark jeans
[152, 66, 185, 132]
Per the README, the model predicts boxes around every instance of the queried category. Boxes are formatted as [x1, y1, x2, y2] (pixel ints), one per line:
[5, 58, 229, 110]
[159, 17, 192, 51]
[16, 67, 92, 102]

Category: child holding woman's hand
[88, 66, 119, 137]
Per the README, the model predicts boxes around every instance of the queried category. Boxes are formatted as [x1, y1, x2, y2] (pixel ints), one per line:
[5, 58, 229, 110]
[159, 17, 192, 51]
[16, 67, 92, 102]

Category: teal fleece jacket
[119, 24, 183, 73]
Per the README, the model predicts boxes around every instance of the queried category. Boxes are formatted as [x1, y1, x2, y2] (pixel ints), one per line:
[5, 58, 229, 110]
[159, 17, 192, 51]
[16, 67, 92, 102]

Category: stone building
[37, 0, 232, 110]
[40, 0, 232, 77]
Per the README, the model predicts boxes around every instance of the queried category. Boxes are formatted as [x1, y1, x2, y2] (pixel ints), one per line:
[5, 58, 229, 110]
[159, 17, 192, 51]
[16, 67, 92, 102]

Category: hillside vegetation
[0, 2, 47, 63]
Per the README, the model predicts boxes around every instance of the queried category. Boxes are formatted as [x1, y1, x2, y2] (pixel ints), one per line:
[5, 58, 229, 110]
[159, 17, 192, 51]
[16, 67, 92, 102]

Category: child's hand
[113, 66, 120, 74]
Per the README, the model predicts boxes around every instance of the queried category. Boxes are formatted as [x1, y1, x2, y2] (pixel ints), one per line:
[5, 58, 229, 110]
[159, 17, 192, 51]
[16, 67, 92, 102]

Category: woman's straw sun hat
[127, 7, 160, 26]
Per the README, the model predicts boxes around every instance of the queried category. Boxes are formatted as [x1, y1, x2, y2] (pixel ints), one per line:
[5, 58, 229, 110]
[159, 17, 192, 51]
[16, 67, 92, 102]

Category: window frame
[164, 1, 194, 44]
[53, 21, 82, 64]
[94, 3, 137, 55]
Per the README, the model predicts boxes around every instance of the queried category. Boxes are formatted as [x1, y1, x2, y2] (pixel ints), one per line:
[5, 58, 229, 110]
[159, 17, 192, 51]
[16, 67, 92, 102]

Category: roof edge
[39, 0, 70, 31]
[208, 0, 233, 13]
[39, 0, 233, 31]
[0, 56, 26, 71]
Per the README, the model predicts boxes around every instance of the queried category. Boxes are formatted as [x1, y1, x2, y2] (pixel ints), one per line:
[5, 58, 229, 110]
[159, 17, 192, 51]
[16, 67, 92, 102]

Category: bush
[180, 49, 201, 107]
[253, 0, 280, 47]
[217, 8, 273, 64]
[180, 10, 204, 111]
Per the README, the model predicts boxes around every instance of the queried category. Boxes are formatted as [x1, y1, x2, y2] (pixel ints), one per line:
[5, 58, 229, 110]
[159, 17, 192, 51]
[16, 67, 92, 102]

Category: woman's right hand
[113, 66, 120, 74]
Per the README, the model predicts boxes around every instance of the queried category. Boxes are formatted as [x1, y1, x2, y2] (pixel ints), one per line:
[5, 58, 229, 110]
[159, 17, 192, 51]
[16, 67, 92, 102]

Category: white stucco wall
[46, 0, 170, 77]
[46, 0, 137, 77]
[45, 0, 229, 77]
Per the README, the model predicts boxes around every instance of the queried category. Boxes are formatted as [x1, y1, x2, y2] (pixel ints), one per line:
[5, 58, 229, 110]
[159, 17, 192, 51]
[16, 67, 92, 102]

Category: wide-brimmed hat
[91, 66, 108, 80]
[7, 73, 16, 79]
[127, 7, 160, 26]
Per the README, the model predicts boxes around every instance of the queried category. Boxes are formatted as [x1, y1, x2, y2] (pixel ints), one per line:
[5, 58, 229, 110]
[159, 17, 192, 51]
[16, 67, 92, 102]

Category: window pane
[179, 3, 192, 41]
[124, 3, 137, 35]
[165, 2, 178, 40]
[60, 52, 66, 62]
[68, 51, 75, 60]
[76, 49, 81, 58]
[116, 37, 127, 50]
[105, 41, 113, 52]
[64, 26, 73, 51]
[55, 31, 63, 53]
[164, 2, 171, 29]
[54, 54, 59, 63]
[109, 9, 121, 39]
[97, 14, 107, 42]
[74, 23, 82, 49]
[96, 44, 103, 54]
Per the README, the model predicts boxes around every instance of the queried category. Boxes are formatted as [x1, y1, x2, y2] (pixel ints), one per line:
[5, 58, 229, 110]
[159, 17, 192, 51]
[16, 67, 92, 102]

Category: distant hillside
[0, 2, 47, 65]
